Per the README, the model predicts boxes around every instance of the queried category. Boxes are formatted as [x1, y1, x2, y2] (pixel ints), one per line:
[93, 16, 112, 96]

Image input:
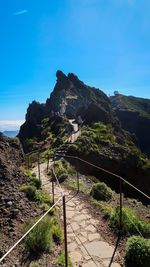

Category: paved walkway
[68, 119, 81, 143]
[33, 162, 121, 267]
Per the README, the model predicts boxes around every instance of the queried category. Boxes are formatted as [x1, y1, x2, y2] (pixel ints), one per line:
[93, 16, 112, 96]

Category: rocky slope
[0, 133, 41, 266]
[110, 94, 150, 157]
[18, 70, 121, 152]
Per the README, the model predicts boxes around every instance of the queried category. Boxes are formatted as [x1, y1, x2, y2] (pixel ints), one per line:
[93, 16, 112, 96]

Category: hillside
[0, 133, 41, 266]
[67, 122, 150, 201]
[110, 94, 150, 157]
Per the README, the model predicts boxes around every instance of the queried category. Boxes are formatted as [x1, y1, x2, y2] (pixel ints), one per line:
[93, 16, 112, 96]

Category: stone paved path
[33, 162, 121, 267]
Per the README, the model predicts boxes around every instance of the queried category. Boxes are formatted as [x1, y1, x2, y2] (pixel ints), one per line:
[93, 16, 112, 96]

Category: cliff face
[19, 71, 120, 151]
[110, 94, 150, 157]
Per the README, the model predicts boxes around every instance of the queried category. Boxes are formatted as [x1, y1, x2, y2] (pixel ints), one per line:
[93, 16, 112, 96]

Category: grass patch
[53, 253, 73, 267]
[92, 200, 150, 237]
[20, 185, 51, 204]
[25, 216, 53, 254]
[110, 206, 150, 236]
[25, 215, 62, 256]
[35, 190, 52, 204]
[125, 236, 150, 267]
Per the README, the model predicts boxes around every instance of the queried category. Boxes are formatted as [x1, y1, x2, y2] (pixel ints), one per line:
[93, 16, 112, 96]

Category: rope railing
[52, 169, 64, 196]
[56, 154, 150, 201]
[125, 213, 144, 238]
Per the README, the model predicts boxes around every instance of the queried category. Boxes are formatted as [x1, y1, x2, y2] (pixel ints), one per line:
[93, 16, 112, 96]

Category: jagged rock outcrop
[19, 71, 121, 151]
[110, 94, 150, 157]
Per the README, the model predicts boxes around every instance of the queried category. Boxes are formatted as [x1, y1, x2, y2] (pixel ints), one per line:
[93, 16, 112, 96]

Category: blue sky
[0, 0, 150, 130]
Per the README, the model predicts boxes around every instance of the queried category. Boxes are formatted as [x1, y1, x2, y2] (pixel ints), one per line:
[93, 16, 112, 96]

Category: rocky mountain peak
[18, 71, 121, 151]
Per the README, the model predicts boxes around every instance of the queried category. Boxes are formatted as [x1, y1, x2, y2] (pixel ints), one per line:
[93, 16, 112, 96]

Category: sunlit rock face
[18, 70, 120, 151]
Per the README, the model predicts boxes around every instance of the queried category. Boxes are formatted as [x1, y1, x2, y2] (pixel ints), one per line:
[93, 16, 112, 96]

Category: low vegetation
[20, 185, 52, 204]
[20, 185, 36, 201]
[53, 253, 73, 267]
[25, 215, 62, 255]
[108, 206, 150, 236]
[34, 190, 52, 204]
[90, 182, 113, 201]
[54, 160, 68, 183]
[125, 236, 150, 267]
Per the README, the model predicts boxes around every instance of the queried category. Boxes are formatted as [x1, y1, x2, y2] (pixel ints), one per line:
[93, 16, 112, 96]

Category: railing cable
[56, 154, 150, 200]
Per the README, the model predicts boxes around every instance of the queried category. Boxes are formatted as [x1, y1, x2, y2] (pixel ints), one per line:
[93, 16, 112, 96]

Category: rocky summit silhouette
[18, 70, 121, 151]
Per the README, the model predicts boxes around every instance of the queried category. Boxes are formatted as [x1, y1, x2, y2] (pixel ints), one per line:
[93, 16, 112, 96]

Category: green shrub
[110, 206, 150, 236]
[90, 182, 113, 201]
[125, 236, 150, 267]
[25, 216, 53, 254]
[59, 173, 68, 183]
[51, 223, 63, 244]
[61, 158, 69, 169]
[67, 144, 78, 155]
[30, 176, 41, 189]
[20, 185, 36, 201]
[53, 253, 73, 267]
[35, 190, 52, 204]
[55, 163, 68, 183]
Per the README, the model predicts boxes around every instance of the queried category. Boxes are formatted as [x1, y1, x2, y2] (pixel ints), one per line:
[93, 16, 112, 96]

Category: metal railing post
[77, 158, 79, 193]
[51, 169, 55, 205]
[119, 179, 123, 233]
[38, 151, 41, 181]
[53, 154, 55, 173]
[62, 194, 68, 267]
[27, 155, 30, 169]
[47, 154, 50, 173]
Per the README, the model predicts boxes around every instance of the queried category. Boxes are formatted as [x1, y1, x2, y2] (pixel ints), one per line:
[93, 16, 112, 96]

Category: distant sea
[3, 130, 19, 137]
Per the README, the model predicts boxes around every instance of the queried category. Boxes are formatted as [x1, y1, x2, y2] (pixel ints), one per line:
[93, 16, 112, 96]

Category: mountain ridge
[110, 94, 150, 157]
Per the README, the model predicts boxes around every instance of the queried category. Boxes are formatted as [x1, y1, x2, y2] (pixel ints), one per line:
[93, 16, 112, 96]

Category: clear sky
[0, 0, 150, 130]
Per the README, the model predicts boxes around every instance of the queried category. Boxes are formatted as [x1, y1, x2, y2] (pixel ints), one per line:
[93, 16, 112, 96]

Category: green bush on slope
[25, 215, 62, 255]
[110, 206, 150, 236]
[90, 182, 113, 201]
[125, 236, 150, 267]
